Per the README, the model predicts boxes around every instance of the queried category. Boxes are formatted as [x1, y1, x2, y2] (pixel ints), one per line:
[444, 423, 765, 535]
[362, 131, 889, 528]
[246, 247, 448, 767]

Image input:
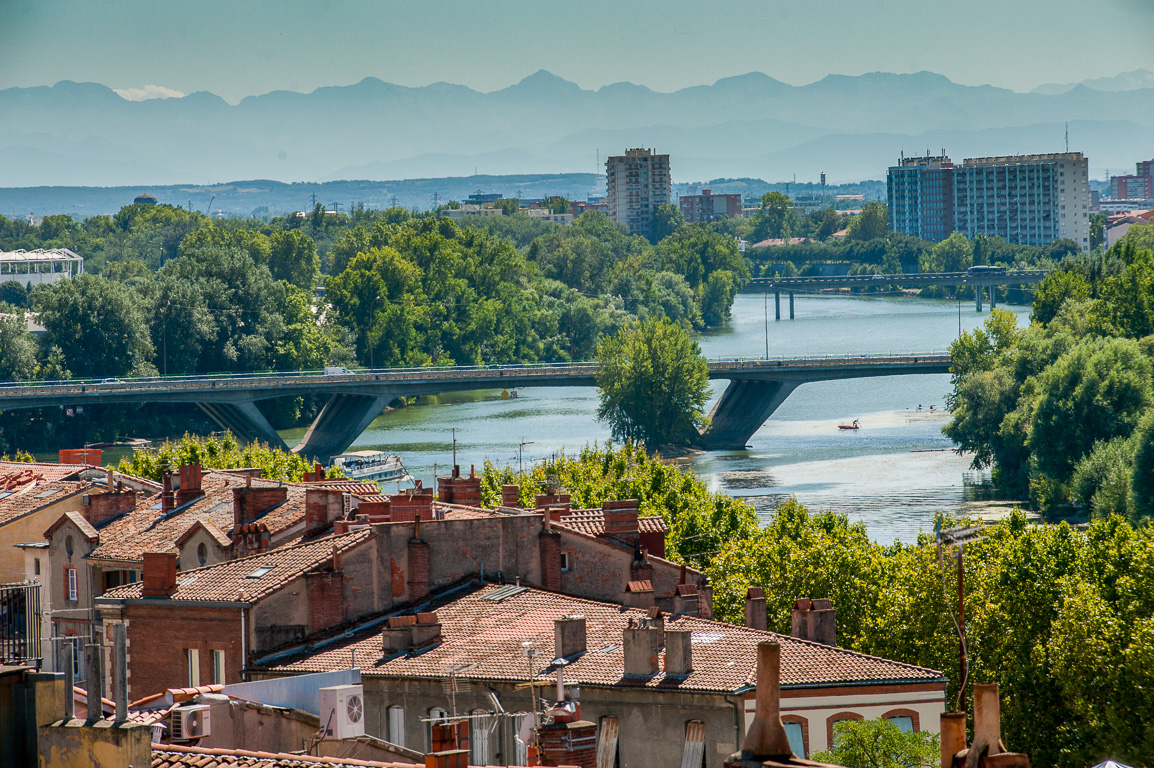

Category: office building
[886, 152, 1091, 250]
[605, 148, 671, 239]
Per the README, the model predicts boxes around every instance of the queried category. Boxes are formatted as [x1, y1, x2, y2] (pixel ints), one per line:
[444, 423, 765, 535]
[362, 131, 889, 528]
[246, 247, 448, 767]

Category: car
[100, 378, 124, 385]
[871, 274, 885, 280]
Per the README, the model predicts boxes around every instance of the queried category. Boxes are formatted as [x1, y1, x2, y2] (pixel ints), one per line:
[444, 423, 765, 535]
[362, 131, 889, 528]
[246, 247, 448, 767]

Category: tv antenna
[1065, 122, 1069, 153]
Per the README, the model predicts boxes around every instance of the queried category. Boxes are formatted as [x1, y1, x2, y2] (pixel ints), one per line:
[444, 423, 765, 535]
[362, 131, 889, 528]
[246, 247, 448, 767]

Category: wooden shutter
[597, 716, 619, 768]
[681, 720, 706, 768]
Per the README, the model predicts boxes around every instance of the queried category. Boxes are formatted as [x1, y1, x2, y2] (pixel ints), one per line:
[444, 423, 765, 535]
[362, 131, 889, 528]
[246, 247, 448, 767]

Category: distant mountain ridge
[2, 69, 1153, 188]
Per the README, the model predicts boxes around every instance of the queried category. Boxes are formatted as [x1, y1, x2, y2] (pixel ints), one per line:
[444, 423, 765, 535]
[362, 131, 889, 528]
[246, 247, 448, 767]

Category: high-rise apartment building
[679, 188, 742, 223]
[886, 152, 1090, 250]
[1108, 159, 1154, 200]
[605, 148, 671, 239]
[887, 155, 956, 241]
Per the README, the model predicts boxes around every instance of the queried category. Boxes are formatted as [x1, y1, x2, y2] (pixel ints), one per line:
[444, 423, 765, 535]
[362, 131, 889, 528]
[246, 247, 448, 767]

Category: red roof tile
[99, 529, 372, 604]
[152, 744, 418, 768]
[554, 510, 668, 538]
[258, 584, 943, 694]
[0, 479, 90, 527]
[0, 460, 87, 483]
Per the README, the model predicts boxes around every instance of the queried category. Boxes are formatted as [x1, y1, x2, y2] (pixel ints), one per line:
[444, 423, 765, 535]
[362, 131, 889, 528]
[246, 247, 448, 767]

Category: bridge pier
[975, 285, 984, 312]
[990, 286, 997, 309]
[699, 379, 799, 450]
[196, 401, 288, 450]
[291, 393, 394, 462]
[789, 292, 795, 320]
[775, 291, 781, 320]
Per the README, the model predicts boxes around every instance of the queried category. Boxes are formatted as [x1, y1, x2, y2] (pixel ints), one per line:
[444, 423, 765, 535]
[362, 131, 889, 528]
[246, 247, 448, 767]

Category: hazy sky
[3, 0, 1152, 102]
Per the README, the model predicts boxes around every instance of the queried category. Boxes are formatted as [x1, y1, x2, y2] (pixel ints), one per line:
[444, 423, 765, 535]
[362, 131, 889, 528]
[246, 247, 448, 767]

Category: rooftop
[0, 248, 83, 263]
[554, 509, 668, 537]
[152, 745, 416, 768]
[0, 477, 90, 527]
[257, 583, 944, 694]
[99, 529, 372, 604]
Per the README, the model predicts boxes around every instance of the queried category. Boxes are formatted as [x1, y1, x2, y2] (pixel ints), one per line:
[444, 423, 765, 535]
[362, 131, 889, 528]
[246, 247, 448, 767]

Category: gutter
[95, 597, 252, 609]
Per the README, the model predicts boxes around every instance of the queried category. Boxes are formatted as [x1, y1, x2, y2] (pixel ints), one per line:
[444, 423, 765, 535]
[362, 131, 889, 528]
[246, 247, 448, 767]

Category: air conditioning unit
[319, 684, 365, 740]
[170, 704, 211, 741]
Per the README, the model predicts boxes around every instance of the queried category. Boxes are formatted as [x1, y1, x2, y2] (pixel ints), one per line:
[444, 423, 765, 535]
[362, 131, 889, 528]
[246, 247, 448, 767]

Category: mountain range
[2, 70, 1154, 189]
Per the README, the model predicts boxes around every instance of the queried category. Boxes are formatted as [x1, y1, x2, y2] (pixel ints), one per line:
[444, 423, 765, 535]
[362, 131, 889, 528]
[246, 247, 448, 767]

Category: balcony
[0, 582, 42, 667]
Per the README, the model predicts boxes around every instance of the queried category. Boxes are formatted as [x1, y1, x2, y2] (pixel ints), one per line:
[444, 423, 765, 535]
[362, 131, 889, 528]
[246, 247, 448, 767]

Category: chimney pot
[940, 712, 967, 768]
[791, 596, 836, 646]
[738, 641, 793, 761]
[745, 587, 767, 631]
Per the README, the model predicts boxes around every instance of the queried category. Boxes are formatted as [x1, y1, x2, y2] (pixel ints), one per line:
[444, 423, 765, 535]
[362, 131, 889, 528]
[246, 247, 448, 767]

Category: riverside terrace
[744, 269, 1047, 317]
[0, 353, 951, 458]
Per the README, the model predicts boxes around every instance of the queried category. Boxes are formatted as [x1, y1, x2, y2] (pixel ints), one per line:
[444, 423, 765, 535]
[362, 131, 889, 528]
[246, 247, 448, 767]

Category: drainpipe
[725, 692, 746, 755]
[240, 598, 248, 681]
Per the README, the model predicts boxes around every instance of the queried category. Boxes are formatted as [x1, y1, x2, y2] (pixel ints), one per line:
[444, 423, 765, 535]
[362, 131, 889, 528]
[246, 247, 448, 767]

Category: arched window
[781, 715, 808, 758]
[882, 708, 920, 733]
[826, 712, 863, 750]
[197, 542, 208, 567]
[386, 705, 405, 746]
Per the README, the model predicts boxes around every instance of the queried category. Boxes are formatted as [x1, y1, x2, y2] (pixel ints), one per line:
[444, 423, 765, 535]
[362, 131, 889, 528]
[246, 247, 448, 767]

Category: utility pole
[764, 292, 769, 358]
[957, 546, 967, 711]
[519, 439, 535, 475]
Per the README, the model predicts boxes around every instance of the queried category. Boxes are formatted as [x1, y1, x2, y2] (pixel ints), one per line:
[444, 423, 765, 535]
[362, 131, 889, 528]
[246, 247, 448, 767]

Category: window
[186, 649, 200, 687]
[211, 650, 225, 684]
[34, 558, 40, 576]
[54, 636, 84, 682]
[885, 715, 915, 733]
[65, 536, 74, 557]
[470, 709, 491, 766]
[784, 721, 806, 758]
[597, 716, 619, 768]
[682, 721, 706, 768]
[197, 543, 208, 567]
[245, 566, 274, 579]
[560, 552, 570, 572]
[65, 567, 78, 602]
[427, 708, 449, 751]
[387, 705, 405, 746]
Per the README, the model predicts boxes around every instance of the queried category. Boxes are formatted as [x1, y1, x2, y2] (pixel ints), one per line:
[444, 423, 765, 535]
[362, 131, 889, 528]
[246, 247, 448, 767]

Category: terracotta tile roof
[45, 510, 99, 542]
[259, 584, 943, 694]
[99, 529, 372, 604]
[152, 744, 418, 768]
[555, 510, 668, 538]
[0, 460, 86, 483]
[88, 478, 309, 564]
[0, 479, 90, 527]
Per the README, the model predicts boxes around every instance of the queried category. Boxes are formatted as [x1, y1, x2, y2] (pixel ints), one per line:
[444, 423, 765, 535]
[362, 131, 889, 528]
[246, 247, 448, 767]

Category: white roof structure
[0, 249, 84, 286]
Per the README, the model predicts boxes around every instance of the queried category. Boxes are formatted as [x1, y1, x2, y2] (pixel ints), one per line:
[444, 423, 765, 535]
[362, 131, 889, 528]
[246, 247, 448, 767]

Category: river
[281, 293, 1030, 544]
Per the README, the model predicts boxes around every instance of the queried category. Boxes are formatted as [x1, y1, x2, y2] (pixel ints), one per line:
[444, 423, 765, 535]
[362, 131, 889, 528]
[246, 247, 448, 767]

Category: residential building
[680, 189, 742, 223]
[886, 155, 956, 242]
[0, 248, 84, 287]
[886, 152, 1091, 250]
[0, 460, 93, 583]
[1105, 209, 1154, 248]
[248, 583, 946, 766]
[570, 199, 609, 217]
[605, 148, 671, 239]
[1109, 160, 1154, 200]
[443, 205, 504, 219]
[954, 153, 1090, 250]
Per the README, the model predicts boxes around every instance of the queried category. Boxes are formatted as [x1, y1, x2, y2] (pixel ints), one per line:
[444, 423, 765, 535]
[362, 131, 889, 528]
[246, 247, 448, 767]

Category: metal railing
[0, 582, 42, 667]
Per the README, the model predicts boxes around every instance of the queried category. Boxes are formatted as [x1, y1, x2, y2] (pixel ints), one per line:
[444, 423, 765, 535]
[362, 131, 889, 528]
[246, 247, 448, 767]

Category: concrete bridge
[743, 270, 1047, 318]
[0, 353, 952, 459]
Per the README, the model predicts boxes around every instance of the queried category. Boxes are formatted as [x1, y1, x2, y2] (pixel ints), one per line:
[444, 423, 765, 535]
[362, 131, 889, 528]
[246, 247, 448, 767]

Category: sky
[2, 0, 1153, 102]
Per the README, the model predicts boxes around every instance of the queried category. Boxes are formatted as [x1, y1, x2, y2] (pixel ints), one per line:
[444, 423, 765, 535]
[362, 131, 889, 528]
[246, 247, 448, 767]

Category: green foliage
[595, 318, 709, 449]
[116, 431, 325, 481]
[268, 229, 321, 289]
[649, 202, 684, 244]
[847, 202, 889, 241]
[0, 308, 37, 380]
[748, 192, 796, 242]
[1031, 270, 1090, 325]
[477, 441, 758, 565]
[0, 450, 35, 462]
[812, 718, 939, 768]
[0, 281, 28, 307]
[32, 273, 155, 377]
[918, 231, 972, 273]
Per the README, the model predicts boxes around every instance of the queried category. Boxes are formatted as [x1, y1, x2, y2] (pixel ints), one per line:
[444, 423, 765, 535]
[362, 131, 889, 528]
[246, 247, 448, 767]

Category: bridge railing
[0, 351, 955, 398]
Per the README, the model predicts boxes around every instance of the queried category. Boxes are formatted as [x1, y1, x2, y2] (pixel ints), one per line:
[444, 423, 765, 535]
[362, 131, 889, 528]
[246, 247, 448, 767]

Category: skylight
[36, 489, 61, 499]
[245, 565, 275, 579]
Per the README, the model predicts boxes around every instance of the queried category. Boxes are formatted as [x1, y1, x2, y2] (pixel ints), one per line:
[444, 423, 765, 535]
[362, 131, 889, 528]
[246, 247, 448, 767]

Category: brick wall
[539, 529, 562, 592]
[407, 539, 430, 600]
[306, 570, 344, 633]
[87, 490, 137, 526]
[233, 486, 289, 527]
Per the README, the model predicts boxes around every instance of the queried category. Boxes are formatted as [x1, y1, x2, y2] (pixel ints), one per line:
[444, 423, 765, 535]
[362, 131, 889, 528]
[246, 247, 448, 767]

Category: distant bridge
[0, 353, 952, 459]
[742, 270, 1047, 317]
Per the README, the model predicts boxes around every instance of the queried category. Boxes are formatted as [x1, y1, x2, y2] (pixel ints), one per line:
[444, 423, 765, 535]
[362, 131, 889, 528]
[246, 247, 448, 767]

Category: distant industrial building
[887, 152, 1091, 250]
[605, 148, 671, 239]
[0, 248, 84, 287]
[679, 188, 742, 223]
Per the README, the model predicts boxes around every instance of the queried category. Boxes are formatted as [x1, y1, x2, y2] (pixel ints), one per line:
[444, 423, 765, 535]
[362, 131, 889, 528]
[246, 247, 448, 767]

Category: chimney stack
[735, 641, 793, 762]
[940, 712, 967, 768]
[622, 618, 660, 677]
[539, 512, 563, 592]
[160, 472, 175, 515]
[672, 583, 700, 616]
[624, 580, 655, 610]
[745, 587, 767, 631]
[88, 488, 137, 526]
[175, 462, 205, 507]
[141, 551, 178, 597]
[407, 516, 431, 600]
[791, 597, 836, 646]
[501, 484, 520, 507]
[664, 629, 693, 676]
[554, 615, 587, 659]
[232, 484, 289, 529]
[601, 499, 639, 539]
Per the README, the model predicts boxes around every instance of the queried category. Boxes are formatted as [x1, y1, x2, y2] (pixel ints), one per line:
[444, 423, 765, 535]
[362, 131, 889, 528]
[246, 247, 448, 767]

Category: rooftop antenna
[1065, 122, 1069, 153]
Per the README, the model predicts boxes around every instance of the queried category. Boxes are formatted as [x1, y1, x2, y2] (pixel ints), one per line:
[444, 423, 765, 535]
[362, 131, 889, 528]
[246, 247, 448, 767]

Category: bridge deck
[742, 270, 1046, 292]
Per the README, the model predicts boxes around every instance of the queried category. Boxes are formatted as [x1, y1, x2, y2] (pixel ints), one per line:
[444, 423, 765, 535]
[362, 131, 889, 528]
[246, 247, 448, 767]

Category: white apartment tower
[953, 152, 1090, 250]
[605, 148, 671, 240]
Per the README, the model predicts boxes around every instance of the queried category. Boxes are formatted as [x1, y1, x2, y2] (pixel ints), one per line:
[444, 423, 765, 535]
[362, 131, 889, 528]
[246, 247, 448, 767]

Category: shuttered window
[387, 705, 405, 746]
[597, 716, 619, 768]
[681, 720, 706, 768]
[784, 721, 806, 758]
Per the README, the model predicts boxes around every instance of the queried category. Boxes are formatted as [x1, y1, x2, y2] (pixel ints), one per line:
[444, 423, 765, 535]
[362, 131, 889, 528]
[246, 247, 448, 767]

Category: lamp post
[368, 295, 381, 370]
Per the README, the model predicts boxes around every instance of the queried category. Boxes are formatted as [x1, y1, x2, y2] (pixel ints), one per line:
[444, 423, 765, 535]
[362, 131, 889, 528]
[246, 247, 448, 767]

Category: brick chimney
[554, 615, 586, 659]
[407, 516, 430, 601]
[729, 641, 793, 764]
[412, 611, 442, 648]
[539, 512, 563, 592]
[141, 551, 177, 597]
[664, 628, 693, 676]
[381, 615, 417, 653]
[536, 715, 596, 768]
[175, 462, 205, 507]
[672, 583, 699, 617]
[430, 720, 469, 754]
[622, 618, 660, 677]
[624, 580, 654, 610]
[745, 587, 767, 631]
[500, 484, 520, 507]
[233, 484, 289, 528]
[791, 598, 836, 646]
[306, 570, 343, 633]
[534, 491, 571, 513]
[160, 472, 176, 515]
[304, 488, 345, 537]
[437, 465, 482, 506]
[88, 488, 137, 526]
[389, 482, 433, 523]
[601, 499, 639, 540]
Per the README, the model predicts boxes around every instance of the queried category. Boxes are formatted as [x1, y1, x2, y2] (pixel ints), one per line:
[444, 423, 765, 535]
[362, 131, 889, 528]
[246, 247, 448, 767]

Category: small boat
[838, 419, 860, 430]
[330, 451, 408, 483]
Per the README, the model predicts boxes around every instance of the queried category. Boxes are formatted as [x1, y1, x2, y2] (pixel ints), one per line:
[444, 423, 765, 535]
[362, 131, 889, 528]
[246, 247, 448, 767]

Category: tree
[116, 432, 324, 481]
[0, 309, 37, 380]
[1031, 270, 1090, 325]
[595, 317, 709, 448]
[650, 202, 684, 244]
[32, 273, 154, 377]
[813, 718, 939, 768]
[919, 231, 972, 273]
[700, 270, 737, 326]
[847, 202, 889, 241]
[0, 281, 28, 307]
[268, 229, 321, 289]
[748, 192, 794, 242]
